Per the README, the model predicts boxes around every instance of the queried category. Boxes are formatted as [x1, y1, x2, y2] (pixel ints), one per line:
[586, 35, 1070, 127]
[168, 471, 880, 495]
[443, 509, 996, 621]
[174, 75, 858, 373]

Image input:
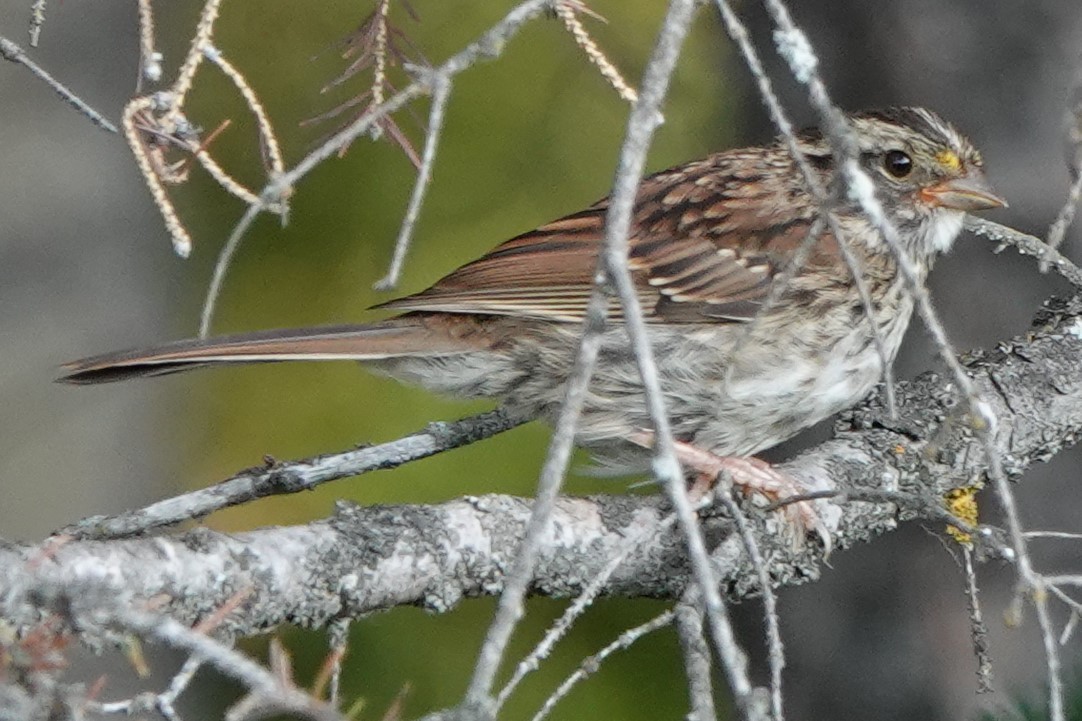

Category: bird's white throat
[926, 209, 965, 253]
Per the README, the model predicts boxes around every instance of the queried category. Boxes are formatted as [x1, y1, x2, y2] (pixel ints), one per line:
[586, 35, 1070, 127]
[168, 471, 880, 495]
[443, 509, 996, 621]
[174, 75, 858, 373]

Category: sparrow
[61, 107, 1006, 537]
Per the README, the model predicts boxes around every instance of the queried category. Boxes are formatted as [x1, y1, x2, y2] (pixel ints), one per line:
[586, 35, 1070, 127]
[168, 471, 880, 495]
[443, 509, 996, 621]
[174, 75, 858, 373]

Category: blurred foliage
[149, 1, 740, 718]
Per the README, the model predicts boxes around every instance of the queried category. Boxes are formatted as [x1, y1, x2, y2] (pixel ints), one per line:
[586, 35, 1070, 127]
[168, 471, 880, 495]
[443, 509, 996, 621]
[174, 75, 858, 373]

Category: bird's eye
[883, 150, 913, 178]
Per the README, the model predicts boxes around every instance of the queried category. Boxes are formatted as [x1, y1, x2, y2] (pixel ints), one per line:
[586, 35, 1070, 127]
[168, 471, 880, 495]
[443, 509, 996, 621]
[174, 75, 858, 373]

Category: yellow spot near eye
[936, 150, 962, 172]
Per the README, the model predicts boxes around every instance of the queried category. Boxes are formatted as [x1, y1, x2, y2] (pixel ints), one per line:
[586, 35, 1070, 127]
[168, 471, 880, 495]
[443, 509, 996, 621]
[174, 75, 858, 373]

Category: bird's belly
[381, 306, 911, 472]
[697, 329, 887, 454]
[553, 310, 910, 469]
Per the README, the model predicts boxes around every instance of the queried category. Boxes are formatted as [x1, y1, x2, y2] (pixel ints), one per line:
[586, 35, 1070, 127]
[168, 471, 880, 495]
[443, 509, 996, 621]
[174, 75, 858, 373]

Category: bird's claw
[630, 431, 833, 552]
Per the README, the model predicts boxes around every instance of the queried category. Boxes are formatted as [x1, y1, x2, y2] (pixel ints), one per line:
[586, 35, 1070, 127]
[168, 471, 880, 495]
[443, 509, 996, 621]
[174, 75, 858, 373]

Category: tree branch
[8, 296, 1082, 636]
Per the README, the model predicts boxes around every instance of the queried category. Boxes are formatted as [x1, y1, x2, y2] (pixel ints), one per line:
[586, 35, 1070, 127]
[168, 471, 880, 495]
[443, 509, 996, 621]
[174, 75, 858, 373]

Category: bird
[61, 107, 1006, 539]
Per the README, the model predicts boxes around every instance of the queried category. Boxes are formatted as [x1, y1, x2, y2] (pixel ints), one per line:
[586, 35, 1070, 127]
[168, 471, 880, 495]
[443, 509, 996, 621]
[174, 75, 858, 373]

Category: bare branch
[1045, 67, 1082, 263]
[962, 548, 994, 693]
[0, 35, 117, 133]
[965, 216, 1082, 289]
[1045, 173, 1082, 260]
[136, 0, 161, 85]
[28, 0, 46, 47]
[164, 0, 223, 122]
[198, 201, 262, 333]
[59, 408, 525, 539]
[463, 0, 712, 711]
[496, 504, 686, 711]
[531, 611, 674, 721]
[555, 1, 638, 103]
[202, 45, 285, 180]
[675, 599, 717, 721]
[714, 486, 785, 720]
[375, 74, 452, 290]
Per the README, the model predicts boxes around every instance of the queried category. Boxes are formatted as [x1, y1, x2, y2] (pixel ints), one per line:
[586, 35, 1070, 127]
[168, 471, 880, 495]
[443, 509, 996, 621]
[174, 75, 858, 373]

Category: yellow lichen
[945, 486, 979, 546]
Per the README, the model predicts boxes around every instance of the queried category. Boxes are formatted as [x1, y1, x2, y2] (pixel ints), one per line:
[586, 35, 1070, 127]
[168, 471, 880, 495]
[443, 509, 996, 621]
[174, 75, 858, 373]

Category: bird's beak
[920, 171, 1008, 212]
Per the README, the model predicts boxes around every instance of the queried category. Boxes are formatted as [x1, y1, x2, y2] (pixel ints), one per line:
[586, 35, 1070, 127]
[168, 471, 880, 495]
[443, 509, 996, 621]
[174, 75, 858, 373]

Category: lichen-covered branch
[5, 296, 1082, 640]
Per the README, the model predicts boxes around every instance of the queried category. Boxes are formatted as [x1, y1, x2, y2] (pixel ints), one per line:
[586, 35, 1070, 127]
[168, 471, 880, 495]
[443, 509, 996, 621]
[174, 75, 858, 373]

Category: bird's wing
[378, 151, 832, 323]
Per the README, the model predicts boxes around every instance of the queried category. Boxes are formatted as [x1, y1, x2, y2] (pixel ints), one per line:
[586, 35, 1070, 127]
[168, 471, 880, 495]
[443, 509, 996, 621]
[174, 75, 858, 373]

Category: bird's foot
[630, 431, 832, 552]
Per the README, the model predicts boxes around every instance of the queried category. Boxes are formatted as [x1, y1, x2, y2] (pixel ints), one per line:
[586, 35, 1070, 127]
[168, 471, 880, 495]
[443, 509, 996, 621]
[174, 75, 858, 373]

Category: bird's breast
[660, 278, 917, 456]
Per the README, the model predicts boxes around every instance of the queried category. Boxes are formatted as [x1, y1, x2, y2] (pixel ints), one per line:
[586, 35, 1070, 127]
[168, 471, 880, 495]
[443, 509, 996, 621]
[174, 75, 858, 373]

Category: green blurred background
[4, 0, 1082, 719]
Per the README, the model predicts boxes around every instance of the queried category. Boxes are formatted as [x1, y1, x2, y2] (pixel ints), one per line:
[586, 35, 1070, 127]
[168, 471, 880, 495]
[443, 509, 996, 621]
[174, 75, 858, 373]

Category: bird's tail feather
[59, 317, 481, 384]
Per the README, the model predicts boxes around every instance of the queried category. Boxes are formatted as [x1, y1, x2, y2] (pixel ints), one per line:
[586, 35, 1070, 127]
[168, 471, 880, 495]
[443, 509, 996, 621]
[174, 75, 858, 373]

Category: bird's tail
[58, 316, 486, 384]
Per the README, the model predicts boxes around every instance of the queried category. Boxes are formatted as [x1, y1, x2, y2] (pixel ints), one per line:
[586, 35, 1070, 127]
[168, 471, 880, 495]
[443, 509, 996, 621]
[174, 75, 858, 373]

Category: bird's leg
[629, 430, 831, 550]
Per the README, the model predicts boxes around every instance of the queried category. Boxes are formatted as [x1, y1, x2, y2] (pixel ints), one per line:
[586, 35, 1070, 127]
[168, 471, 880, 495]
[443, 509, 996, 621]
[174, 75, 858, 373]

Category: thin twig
[28, 0, 46, 47]
[371, 0, 391, 109]
[597, 1, 762, 712]
[321, 619, 351, 707]
[109, 606, 343, 721]
[1044, 73, 1082, 267]
[462, 0, 708, 708]
[530, 611, 675, 721]
[714, 485, 785, 721]
[137, 0, 162, 85]
[203, 45, 286, 177]
[675, 599, 717, 721]
[58, 408, 526, 540]
[1044, 172, 1082, 263]
[965, 216, 1082, 289]
[162, 656, 204, 717]
[375, 74, 453, 290]
[962, 548, 994, 693]
[463, 286, 612, 709]
[759, 0, 967, 430]
[0, 36, 118, 133]
[123, 96, 194, 257]
[199, 201, 262, 334]
[1029, 578, 1066, 721]
[193, 148, 264, 206]
[1041, 575, 1082, 587]
[164, 0, 222, 122]
[80, 597, 340, 721]
[591, 2, 768, 713]
[496, 507, 688, 710]
[555, 1, 638, 103]
[1046, 585, 1081, 645]
[1024, 531, 1082, 541]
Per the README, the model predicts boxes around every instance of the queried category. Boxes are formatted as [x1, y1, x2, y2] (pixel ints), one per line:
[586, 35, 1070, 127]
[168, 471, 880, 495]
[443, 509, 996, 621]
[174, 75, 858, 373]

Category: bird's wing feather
[378, 151, 830, 323]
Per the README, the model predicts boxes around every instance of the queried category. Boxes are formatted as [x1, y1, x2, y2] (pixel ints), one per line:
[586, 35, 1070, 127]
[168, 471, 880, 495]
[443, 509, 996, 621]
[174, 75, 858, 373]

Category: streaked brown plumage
[62, 108, 1005, 483]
